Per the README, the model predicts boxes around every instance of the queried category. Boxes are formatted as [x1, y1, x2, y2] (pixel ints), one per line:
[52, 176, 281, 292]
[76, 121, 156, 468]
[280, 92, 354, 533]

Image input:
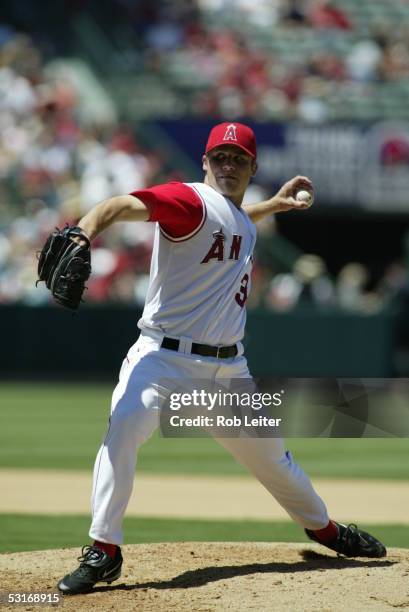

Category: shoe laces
[339, 523, 361, 551]
[77, 545, 104, 566]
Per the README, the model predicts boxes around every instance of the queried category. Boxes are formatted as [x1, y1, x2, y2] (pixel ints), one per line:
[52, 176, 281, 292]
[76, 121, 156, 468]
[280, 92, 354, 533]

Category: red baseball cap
[205, 122, 257, 159]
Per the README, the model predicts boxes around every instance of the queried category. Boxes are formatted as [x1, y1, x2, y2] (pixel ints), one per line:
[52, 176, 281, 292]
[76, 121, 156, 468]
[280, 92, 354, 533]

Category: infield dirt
[2, 470, 409, 523]
[1, 542, 408, 612]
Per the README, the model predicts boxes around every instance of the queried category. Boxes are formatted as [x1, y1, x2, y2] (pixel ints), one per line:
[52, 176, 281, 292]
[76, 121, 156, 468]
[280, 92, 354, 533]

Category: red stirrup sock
[93, 540, 118, 558]
[312, 520, 340, 543]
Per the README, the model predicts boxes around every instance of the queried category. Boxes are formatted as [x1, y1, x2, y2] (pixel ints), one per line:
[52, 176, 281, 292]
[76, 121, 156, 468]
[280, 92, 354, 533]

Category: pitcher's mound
[1, 542, 408, 611]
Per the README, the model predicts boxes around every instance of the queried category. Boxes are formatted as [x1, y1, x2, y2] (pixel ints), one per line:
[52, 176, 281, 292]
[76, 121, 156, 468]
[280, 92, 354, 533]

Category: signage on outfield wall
[158, 120, 409, 212]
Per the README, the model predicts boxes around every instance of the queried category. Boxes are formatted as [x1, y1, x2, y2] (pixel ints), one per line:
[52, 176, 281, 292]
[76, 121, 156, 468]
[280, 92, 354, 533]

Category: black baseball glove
[37, 225, 91, 310]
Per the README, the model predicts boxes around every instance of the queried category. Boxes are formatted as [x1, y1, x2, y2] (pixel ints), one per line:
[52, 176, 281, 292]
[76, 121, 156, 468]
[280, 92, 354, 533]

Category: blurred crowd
[0, 15, 408, 311]
[0, 26, 183, 306]
[253, 252, 409, 314]
[119, 0, 409, 121]
[247, 212, 409, 314]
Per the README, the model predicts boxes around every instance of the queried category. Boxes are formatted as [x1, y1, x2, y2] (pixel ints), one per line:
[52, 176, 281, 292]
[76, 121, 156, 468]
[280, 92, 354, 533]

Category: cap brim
[206, 142, 256, 159]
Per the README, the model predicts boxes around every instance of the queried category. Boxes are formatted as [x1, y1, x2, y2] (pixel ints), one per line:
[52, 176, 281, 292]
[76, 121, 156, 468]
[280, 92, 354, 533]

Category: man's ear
[251, 161, 258, 177]
[202, 154, 208, 173]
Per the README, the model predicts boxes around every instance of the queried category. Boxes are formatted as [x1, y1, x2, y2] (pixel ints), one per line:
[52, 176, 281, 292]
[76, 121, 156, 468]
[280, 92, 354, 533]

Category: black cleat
[305, 523, 387, 558]
[57, 545, 123, 595]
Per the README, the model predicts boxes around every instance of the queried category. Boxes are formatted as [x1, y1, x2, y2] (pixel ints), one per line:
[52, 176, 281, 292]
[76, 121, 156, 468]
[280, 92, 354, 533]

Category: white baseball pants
[89, 330, 329, 545]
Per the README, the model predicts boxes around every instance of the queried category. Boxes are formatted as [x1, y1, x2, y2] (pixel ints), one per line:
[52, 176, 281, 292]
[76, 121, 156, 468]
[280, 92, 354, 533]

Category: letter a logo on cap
[205, 122, 257, 158]
[223, 124, 238, 142]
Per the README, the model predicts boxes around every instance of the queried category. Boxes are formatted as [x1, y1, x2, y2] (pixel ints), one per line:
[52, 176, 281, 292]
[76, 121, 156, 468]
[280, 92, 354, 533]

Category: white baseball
[296, 190, 313, 206]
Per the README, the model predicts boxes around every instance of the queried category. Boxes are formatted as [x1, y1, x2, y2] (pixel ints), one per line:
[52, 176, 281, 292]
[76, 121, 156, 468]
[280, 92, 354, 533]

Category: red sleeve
[130, 182, 205, 240]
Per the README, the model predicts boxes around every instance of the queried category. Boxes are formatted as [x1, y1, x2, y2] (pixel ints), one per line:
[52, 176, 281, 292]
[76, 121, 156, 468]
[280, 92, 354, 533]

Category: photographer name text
[169, 415, 282, 428]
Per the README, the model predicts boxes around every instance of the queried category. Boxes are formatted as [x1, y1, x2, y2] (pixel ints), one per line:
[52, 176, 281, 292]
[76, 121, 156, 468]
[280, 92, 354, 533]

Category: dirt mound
[1, 542, 408, 611]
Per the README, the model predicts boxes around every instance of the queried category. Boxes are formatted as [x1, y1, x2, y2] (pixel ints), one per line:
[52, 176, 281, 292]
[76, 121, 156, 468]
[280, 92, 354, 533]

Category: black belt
[161, 337, 238, 359]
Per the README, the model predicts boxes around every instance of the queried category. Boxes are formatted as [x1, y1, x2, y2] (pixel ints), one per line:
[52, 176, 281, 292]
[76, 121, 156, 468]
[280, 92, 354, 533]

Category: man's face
[202, 145, 257, 205]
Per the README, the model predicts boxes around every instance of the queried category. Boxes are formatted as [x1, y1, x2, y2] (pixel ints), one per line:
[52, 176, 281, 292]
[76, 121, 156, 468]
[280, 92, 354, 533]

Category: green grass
[0, 382, 408, 478]
[1, 514, 407, 553]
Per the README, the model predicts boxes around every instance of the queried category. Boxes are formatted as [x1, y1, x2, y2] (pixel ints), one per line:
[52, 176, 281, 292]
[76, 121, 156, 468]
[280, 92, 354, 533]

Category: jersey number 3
[235, 273, 249, 307]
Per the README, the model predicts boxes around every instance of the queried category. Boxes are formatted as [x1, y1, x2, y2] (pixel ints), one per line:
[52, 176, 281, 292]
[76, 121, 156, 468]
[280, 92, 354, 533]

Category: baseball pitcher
[38, 122, 386, 595]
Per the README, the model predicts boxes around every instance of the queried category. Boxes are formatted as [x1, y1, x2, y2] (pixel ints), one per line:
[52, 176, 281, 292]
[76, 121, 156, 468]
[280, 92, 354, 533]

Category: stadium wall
[0, 306, 396, 380]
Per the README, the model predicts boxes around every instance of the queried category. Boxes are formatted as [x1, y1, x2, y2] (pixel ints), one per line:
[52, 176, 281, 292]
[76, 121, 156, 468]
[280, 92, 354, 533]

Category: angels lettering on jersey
[201, 228, 243, 263]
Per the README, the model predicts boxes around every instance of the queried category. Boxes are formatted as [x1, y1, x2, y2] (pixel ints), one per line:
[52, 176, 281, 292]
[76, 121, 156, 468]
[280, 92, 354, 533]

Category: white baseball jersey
[134, 181, 257, 345]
